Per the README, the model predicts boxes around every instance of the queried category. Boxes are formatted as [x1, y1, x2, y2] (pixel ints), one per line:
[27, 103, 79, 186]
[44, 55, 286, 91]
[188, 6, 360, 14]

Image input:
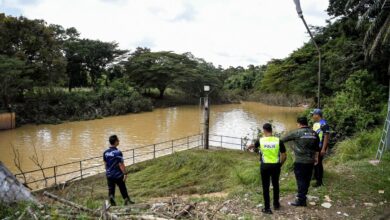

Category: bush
[324, 70, 386, 137]
[14, 82, 153, 125]
[329, 128, 381, 165]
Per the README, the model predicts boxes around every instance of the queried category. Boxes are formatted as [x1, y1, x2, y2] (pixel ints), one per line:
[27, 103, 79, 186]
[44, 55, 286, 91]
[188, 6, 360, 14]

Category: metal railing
[14, 133, 252, 190]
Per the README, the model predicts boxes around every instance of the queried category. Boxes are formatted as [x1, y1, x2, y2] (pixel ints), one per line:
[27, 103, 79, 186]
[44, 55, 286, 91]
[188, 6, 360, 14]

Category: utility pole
[293, 0, 322, 108]
[203, 85, 210, 149]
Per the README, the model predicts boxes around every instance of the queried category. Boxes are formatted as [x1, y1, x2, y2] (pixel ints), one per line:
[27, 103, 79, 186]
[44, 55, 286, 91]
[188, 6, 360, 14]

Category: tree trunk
[158, 87, 166, 99]
[2, 95, 10, 111]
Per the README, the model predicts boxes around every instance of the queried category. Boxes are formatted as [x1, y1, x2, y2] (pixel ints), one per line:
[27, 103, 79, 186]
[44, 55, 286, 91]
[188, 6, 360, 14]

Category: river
[0, 102, 303, 176]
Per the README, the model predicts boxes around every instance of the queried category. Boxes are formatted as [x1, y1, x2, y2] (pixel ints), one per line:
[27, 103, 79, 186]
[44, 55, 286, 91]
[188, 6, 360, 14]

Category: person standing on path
[103, 135, 134, 206]
[248, 123, 287, 214]
[311, 109, 330, 187]
[281, 117, 319, 207]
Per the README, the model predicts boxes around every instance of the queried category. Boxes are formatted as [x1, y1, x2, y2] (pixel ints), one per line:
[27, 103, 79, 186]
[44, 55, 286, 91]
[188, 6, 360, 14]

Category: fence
[15, 133, 252, 190]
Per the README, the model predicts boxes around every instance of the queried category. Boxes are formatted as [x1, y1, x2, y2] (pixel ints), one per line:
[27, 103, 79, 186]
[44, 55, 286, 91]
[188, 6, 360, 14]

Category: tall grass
[329, 128, 381, 165]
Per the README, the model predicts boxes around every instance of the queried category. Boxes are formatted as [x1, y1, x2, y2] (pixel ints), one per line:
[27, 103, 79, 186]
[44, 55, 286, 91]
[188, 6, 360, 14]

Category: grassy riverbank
[1, 128, 386, 219]
[1, 128, 389, 219]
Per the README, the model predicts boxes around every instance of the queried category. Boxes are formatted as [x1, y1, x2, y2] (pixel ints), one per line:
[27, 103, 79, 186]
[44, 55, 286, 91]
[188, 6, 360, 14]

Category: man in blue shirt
[311, 109, 330, 187]
[103, 135, 134, 206]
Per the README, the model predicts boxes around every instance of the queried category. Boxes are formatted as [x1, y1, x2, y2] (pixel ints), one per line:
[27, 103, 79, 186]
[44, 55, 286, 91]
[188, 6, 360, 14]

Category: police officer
[103, 135, 134, 206]
[311, 109, 330, 187]
[249, 123, 287, 214]
[281, 117, 319, 207]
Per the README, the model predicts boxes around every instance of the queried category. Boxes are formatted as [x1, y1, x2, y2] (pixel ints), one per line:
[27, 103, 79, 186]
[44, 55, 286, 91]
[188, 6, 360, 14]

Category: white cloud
[7, 0, 329, 67]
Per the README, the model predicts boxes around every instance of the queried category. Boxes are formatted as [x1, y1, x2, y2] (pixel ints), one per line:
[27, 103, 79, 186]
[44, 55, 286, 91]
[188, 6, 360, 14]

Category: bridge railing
[14, 133, 253, 190]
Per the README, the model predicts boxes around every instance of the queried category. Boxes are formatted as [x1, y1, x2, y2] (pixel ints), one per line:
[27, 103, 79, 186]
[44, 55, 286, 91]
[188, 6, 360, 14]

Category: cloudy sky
[1, 0, 329, 67]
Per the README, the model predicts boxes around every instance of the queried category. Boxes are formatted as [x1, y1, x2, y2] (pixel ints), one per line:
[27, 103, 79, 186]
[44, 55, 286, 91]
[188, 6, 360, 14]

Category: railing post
[201, 133, 204, 148]
[153, 144, 156, 159]
[171, 140, 174, 153]
[187, 136, 190, 149]
[53, 166, 57, 185]
[220, 136, 223, 148]
[240, 138, 243, 151]
[132, 149, 135, 164]
[79, 161, 83, 179]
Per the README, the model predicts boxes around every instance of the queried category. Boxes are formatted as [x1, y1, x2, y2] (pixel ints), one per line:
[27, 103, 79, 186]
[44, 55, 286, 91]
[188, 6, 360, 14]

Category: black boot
[261, 208, 273, 214]
[313, 182, 323, 188]
[109, 196, 117, 206]
[274, 203, 281, 210]
[289, 199, 306, 207]
[124, 198, 135, 205]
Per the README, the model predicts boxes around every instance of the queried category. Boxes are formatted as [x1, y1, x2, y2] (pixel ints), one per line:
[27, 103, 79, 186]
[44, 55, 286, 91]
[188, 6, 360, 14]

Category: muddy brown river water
[0, 102, 303, 181]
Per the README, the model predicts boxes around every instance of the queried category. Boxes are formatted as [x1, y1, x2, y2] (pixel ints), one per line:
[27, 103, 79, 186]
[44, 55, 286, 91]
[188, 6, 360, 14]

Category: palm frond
[382, 17, 390, 44]
[363, 10, 389, 49]
[357, 0, 386, 27]
[368, 14, 390, 59]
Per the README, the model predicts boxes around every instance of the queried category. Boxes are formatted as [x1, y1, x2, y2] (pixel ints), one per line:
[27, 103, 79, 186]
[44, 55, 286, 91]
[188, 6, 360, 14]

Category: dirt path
[146, 192, 390, 219]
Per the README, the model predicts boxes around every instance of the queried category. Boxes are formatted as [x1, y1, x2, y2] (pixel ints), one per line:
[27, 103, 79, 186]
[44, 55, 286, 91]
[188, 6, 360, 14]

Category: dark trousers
[107, 177, 129, 200]
[261, 164, 281, 209]
[294, 163, 313, 202]
[314, 155, 324, 184]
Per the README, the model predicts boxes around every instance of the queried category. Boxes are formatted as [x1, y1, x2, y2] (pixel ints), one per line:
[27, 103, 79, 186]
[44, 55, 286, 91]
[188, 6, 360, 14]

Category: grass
[3, 128, 390, 219]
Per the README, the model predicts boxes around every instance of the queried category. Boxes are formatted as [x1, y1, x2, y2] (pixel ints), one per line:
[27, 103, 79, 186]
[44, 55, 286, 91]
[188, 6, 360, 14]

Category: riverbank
[9, 87, 240, 126]
[224, 90, 312, 107]
[2, 128, 388, 219]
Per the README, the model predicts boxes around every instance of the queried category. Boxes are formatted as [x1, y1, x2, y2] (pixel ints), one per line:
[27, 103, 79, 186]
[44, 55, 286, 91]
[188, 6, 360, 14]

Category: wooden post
[220, 136, 223, 147]
[203, 95, 210, 149]
[241, 138, 243, 151]
[79, 161, 83, 179]
[171, 140, 174, 153]
[153, 144, 156, 159]
[53, 166, 57, 185]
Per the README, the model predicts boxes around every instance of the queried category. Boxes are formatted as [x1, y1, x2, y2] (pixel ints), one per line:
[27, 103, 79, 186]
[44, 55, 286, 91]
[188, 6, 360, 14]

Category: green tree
[64, 39, 126, 90]
[0, 14, 67, 87]
[125, 51, 199, 99]
[0, 55, 32, 110]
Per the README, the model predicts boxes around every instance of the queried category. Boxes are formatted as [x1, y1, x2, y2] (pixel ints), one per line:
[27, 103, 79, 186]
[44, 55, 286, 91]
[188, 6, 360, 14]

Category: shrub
[14, 82, 152, 125]
[329, 128, 381, 164]
[324, 70, 386, 137]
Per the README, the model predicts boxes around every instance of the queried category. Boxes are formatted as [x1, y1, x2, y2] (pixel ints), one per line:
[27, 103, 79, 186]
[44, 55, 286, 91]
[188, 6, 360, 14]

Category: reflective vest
[313, 119, 327, 148]
[259, 136, 281, 164]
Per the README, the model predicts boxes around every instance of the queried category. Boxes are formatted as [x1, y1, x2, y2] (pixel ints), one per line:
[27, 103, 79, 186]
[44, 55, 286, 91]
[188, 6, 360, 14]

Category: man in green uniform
[281, 117, 319, 207]
[249, 123, 287, 214]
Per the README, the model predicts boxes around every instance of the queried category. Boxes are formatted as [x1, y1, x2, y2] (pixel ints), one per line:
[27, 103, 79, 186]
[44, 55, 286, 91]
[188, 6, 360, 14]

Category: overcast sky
[1, 0, 330, 67]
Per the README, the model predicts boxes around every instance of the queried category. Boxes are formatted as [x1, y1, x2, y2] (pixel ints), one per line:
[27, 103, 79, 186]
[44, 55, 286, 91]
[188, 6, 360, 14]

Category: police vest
[313, 119, 327, 148]
[259, 136, 281, 164]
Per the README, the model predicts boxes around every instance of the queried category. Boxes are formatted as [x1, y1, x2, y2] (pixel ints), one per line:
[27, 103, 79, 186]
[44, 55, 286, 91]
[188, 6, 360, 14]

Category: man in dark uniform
[311, 109, 330, 187]
[103, 135, 134, 206]
[281, 117, 319, 206]
[249, 123, 287, 214]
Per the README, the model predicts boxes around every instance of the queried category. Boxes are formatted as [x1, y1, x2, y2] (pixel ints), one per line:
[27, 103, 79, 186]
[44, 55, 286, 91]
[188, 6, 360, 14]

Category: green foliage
[0, 13, 67, 87]
[125, 50, 199, 99]
[223, 65, 264, 91]
[0, 55, 32, 109]
[0, 202, 35, 219]
[324, 70, 385, 137]
[14, 82, 152, 124]
[330, 128, 381, 164]
[64, 39, 127, 90]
